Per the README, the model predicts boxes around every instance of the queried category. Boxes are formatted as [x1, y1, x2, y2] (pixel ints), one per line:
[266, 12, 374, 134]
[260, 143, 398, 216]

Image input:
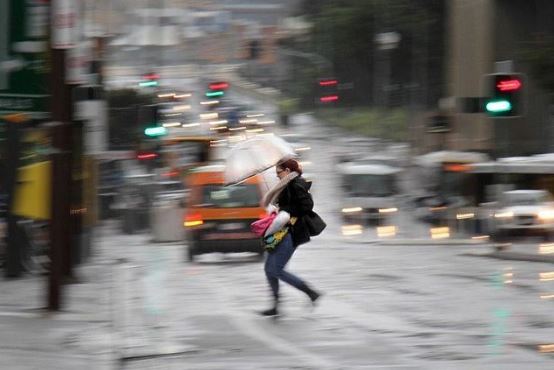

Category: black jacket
[277, 176, 313, 247]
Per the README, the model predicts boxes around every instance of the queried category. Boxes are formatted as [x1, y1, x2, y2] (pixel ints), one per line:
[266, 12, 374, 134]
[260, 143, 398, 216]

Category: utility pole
[48, 0, 78, 310]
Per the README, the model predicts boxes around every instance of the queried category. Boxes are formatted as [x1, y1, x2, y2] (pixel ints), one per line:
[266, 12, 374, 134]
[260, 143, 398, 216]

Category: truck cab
[339, 161, 401, 234]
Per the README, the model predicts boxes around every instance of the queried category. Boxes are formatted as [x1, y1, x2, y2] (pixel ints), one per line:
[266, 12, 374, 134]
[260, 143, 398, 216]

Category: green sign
[0, 0, 49, 118]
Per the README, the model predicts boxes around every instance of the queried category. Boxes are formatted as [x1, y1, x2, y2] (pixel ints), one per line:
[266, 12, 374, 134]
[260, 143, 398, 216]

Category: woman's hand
[265, 204, 279, 214]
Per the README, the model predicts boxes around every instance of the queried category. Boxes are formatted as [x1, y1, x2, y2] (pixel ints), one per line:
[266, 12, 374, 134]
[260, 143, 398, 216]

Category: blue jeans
[264, 233, 307, 299]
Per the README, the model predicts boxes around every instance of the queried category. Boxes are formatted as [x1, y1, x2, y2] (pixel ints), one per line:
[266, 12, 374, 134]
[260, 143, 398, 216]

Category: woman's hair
[278, 158, 303, 175]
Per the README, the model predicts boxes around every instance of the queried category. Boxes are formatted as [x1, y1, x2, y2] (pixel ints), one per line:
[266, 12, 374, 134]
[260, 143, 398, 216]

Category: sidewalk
[0, 220, 196, 370]
[0, 223, 119, 370]
[0, 221, 202, 370]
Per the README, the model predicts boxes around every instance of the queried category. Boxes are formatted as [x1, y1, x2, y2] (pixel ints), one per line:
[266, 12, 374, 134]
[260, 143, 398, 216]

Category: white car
[493, 190, 554, 239]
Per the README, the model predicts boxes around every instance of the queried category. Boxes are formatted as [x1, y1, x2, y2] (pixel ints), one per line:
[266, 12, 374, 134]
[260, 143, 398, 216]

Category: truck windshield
[344, 174, 396, 197]
[200, 184, 260, 208]
[503, 193, 549, 206]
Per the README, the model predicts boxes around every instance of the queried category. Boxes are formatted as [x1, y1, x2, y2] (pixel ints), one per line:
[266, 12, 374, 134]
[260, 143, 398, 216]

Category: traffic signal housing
[139, 104, 167, 138]
[206, 81, 229, 98]
[484, 73, 524, 117]
[139, 72, 160, 87]
[318, 78, 339, 104]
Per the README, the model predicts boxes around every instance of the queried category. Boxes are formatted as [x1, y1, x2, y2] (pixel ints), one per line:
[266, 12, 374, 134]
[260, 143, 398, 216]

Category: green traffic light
[206, 90, 224, 98]
[486, 100, 512, 113]
[144, 126, 167, 137]
[139, 81, 159, 87]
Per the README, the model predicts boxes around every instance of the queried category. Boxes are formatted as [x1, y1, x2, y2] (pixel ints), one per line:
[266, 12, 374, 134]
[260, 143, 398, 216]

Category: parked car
[183, 165, 266, 261]
[492, 190, 554, 240]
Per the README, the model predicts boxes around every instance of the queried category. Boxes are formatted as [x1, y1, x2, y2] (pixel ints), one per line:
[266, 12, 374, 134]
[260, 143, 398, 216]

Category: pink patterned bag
[250, 213, 277, 237]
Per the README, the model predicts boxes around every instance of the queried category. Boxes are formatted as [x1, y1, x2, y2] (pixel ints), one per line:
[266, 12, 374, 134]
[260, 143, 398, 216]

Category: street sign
[0, 0, 50, 118]
[75, 99, 108, 154]
[51, 0, 78, 49]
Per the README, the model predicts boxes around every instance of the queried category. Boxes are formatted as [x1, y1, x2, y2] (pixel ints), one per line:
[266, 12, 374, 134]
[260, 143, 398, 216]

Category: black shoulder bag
[303, 189, 326, 236]
[304, 210, 326, 236]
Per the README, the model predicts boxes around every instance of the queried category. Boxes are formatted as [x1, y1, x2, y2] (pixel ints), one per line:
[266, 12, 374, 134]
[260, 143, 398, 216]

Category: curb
[379, 239, 489, 246]
[465, 251, 554, 264]
[337, 237, 490, 246]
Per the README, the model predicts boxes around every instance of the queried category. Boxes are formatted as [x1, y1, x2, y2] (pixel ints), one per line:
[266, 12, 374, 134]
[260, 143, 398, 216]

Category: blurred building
[103, 0, 299, 72]
[445, 0, 554, 156]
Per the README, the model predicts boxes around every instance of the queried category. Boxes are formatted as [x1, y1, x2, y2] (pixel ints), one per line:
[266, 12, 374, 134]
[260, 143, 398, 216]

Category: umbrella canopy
[224, 135, 296, 186]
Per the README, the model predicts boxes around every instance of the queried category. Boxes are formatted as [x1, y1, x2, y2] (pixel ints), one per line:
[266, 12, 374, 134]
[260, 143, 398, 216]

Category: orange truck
[183, 164, 267, 261]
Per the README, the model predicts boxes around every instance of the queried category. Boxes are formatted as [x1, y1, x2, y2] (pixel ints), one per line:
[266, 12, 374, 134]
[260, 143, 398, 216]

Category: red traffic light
[496, 79, 522, 92]
[319, 79, 338, 87]
[137, 152, 158, 160]
[209, 81, 229, 90]
[320, 95, 339, 103]
[144, 73, 160, 80]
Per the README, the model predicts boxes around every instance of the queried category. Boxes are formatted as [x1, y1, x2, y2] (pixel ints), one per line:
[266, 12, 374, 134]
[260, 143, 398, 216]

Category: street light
[374, 32, 401, 107]
[374, 32, 401, 50]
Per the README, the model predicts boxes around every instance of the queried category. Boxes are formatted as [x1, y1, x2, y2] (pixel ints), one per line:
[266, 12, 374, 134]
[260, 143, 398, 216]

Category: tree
[292, 0, 446, 108]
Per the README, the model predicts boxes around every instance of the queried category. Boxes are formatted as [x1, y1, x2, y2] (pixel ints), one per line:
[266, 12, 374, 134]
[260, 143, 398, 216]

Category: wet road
[95, 73, 554, 368]
[108, 228, 553, 370]
[105, 115, 553, 369]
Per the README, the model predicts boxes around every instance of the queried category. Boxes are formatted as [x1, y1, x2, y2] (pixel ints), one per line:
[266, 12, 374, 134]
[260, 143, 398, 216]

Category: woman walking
[259, 159, 322, 316]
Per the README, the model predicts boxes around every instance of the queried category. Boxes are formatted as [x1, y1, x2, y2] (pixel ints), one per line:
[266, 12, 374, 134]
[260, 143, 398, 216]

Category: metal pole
[48, 2, 75, 309]
[48, 149, 67, 310]
[51, 48, 74, 280]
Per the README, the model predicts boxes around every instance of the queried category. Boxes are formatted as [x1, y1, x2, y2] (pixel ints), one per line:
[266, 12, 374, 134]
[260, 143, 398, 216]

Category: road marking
[201, 268, 421, 370]
[227, 310, 337, 370]
[204, 278, 338, 370]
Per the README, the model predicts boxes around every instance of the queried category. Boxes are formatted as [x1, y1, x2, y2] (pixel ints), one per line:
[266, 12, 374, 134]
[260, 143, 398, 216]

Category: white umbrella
[224, 135, 296, 186]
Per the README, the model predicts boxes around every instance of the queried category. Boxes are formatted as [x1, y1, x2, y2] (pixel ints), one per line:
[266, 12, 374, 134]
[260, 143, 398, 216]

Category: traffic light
[484, 73, 524, 117]
[318, 78, 339, 104]
[139, 105, 167, 138]
[144, 126, 167, 137]
[209, 81, 229, 90]
[139, 72, 160, 87]
[206, 81, 229, 98]
[136, 151, 159, 160]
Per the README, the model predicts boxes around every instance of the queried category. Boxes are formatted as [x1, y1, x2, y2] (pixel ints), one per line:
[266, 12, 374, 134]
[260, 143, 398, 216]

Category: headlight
[456, 212, 475, 220]
[538, 210, 554, 221]
[377, 225, 397, 237]
[494, 211, 513, 219]
[342, 224, 362, 236]
[342, 207, 362, 213]
[378, 207, 398, 213]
